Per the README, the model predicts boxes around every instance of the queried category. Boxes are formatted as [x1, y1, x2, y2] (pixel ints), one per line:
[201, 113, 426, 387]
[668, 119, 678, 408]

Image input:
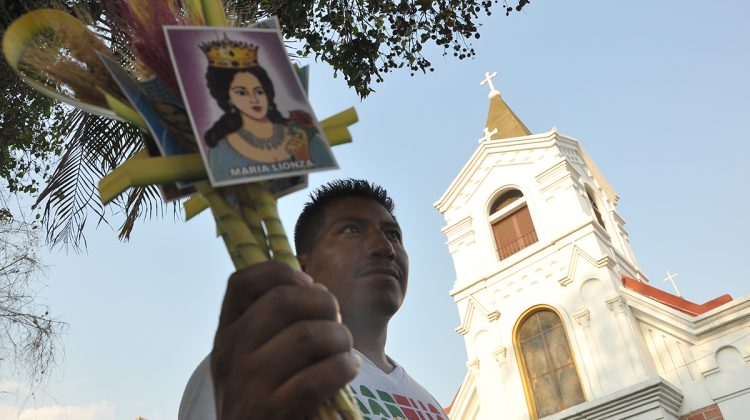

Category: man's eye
[341, 225, 361, 234]
[387, 230, 402, 241]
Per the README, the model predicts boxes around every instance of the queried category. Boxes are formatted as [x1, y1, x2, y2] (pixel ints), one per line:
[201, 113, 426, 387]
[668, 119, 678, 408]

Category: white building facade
[436, 80, 750, 420]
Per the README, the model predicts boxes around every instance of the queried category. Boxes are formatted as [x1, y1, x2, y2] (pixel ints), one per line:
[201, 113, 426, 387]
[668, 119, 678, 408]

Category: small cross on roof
[478, 127, 498, 143]
[480, 71, 501, 97]
[663, 271, 682, 297]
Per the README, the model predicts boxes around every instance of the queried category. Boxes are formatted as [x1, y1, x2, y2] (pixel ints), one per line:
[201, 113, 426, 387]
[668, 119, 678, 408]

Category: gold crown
[200, 35, 258, 69]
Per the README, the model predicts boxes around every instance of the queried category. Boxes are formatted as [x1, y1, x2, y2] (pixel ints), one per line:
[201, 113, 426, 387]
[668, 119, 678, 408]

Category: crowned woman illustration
[201, 36, 332, 181]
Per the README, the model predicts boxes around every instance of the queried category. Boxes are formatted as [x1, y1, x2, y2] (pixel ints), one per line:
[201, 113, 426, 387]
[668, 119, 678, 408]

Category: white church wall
[448, 223, 666, 418]
[627, 294, 750, 417]
[705, 357, 750, 420]
[472, 329, 511, 417]
[577, 278, 628, 395]
[442, 216, 478, 287]
[638, 321, 698, 385]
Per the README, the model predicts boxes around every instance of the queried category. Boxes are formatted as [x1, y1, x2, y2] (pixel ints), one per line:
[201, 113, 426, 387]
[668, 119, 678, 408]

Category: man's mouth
[359, 266, 401, 280]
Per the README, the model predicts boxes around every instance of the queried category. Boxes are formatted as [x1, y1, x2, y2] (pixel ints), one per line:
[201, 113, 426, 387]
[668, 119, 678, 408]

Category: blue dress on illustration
[208, 124, 334, 184]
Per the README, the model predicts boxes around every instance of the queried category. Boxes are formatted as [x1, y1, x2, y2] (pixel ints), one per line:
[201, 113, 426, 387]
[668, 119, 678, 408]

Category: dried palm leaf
[116, 0, 188, 96]
[3, 9, 127, 119]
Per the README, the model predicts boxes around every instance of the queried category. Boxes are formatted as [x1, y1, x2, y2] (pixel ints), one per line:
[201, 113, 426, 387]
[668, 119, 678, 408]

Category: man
[179, 179, 445, 419]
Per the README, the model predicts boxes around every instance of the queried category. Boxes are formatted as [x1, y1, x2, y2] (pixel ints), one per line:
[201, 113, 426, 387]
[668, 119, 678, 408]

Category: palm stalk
[194, 182, 267, 266]
[235, 186, 271, 259]
[246, 183, 298, 269]
[216, 218, 247, 268]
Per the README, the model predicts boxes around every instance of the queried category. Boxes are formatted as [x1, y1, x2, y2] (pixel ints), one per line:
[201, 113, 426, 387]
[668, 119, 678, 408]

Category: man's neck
[348, 317, 393, 373]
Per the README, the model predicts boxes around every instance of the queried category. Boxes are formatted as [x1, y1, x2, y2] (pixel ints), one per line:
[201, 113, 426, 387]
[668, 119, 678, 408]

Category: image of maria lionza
[200, 36, 332, 181]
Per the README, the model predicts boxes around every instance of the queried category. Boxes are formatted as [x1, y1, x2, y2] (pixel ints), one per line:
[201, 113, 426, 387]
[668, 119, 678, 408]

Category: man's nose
[367, 230, 395, 259]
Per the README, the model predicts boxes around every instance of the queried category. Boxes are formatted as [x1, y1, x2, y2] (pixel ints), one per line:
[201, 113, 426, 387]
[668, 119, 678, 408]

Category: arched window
[489, 189, 537, 260]
[586, 189, 606, 229]
[515, 308, 585, 419]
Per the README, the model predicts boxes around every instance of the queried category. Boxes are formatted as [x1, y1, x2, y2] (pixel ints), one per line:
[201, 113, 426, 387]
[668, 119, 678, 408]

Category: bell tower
[435, 74, 682, 419]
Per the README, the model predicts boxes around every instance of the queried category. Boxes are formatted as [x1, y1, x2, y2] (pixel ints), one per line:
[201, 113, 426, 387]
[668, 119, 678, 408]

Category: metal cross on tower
[480, 71, 500, 97]
[663, 271, 682, 297]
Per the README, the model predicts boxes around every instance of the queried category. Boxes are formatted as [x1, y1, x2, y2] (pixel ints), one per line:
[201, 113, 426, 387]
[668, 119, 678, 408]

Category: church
[435, 73, 750, 420]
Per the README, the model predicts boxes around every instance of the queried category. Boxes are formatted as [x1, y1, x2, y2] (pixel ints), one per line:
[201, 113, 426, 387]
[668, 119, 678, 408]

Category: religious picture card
[98, 53, 197, 201]
[99, 54, 195, 159]
[164, 25, 338, 187]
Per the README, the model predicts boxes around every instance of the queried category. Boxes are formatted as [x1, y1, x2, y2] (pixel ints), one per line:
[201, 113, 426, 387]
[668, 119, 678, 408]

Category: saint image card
[164, 25, 338, 188]
[98, 53, 196, 159]
[98, 53, 202, 197]
[99, 52, 305, 199]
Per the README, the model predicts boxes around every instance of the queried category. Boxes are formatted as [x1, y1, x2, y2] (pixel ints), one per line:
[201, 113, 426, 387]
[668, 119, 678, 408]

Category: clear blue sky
[2, 1, 749, 418]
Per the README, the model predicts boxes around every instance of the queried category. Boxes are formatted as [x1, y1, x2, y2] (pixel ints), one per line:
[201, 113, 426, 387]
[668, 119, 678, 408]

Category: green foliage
[0, 58, 66, 196]
[235, 0, 531, 97]
[0, 0, 72, 195]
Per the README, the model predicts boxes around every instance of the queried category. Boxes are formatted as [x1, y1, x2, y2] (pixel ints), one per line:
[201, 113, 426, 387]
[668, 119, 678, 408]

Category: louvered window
[490, 189, 538, 260]
[516, 309, 585, 418]
[586, 190, 605, 229]
[492, 205, 538, 259]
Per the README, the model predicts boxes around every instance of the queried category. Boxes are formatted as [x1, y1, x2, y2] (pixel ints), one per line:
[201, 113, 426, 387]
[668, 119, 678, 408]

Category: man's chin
[369, 294, 404, 317]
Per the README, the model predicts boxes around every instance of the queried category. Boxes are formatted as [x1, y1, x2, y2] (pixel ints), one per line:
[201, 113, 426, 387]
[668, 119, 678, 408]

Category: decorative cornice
[535, 159, 582, 189]
[609, 209, 626, 226]
[492, 346, 507, 364]
[466, 358, 480, 374]
[487, 310, 501, 322]
[606, 295, 628, 314]
[543, 377, 682, 420]
[455, 325, 470, 336]
[558, 145, 585, 166]
[442, 216, 474, 245]
[455, 296, 494, 335]
[557, 245, 614, 286]
[572, 308, 591, 328]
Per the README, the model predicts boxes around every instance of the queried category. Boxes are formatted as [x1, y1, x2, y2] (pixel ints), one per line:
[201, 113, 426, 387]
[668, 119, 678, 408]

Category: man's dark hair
[294, 179, 396, 254]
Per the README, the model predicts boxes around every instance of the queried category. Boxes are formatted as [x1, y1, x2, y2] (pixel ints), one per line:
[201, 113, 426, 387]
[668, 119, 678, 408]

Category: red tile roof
[621, 275, 732, 316]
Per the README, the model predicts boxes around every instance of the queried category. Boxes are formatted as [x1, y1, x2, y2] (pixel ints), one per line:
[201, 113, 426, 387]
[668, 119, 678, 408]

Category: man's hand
[211, 261, 360, 420]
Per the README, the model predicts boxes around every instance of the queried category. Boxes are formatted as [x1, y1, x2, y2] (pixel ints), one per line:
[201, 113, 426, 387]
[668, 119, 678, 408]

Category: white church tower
[436, 73, 750, 420]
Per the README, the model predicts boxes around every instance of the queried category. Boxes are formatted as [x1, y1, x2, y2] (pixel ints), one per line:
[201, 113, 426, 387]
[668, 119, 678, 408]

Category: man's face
[299, 197, 409, 323]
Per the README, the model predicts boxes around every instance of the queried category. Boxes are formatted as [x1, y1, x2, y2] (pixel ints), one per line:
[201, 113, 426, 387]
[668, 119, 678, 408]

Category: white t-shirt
[178, 351, 446, 420]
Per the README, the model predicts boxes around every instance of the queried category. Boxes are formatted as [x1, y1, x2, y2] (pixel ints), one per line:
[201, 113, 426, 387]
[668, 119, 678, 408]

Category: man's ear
[296, 254, 308, 272]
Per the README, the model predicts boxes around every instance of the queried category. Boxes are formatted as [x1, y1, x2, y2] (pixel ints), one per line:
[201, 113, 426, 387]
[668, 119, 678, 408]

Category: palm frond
[34, 111, 101, 251]
[33, 108, 154, 250]
[117, 184, 165, 241]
